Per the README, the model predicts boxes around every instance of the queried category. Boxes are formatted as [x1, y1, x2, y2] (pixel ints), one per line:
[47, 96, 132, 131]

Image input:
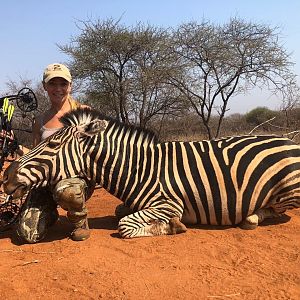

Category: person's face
[43, 77, 71, 104]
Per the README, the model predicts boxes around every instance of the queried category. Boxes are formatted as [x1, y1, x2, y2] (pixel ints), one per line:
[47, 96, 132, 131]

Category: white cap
[43, 63, 72, 83]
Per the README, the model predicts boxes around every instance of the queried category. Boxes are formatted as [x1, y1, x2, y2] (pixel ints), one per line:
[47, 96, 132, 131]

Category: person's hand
[0, 130, 14, 142]
[0, 129, 27, 156]
[0, 129, 18, 156]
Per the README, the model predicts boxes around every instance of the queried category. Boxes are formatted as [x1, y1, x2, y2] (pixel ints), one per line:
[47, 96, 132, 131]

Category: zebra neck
[97, 129, 158, 201]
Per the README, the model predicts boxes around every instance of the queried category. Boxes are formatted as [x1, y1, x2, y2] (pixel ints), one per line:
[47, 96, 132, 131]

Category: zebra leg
[115, 205, 186, 234]
[53, 178, 93, 241]
[118, 205, 187, 238]
[115, 204, 133, 220]
[239, 207, 282, 230]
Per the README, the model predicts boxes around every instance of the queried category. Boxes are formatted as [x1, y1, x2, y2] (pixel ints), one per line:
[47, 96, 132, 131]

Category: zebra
[3, 107, 300, 238]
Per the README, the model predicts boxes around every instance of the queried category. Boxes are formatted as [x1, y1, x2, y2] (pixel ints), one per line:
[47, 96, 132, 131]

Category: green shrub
[245, 107, 277, 125]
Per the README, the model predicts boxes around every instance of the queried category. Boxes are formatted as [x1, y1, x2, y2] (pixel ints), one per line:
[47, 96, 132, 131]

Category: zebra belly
[180, 194, 240, 226]
[179, 188, 267, 226]
[181, 205, 259, 226]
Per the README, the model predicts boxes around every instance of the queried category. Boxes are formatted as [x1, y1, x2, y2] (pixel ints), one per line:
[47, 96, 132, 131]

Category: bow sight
[0, 87, 38, 232]
[0, 87, 38, 169]
[0, 87, 38, 114]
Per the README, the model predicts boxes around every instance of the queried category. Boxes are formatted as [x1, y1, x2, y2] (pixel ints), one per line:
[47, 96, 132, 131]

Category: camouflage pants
[16, 178, 94, 244]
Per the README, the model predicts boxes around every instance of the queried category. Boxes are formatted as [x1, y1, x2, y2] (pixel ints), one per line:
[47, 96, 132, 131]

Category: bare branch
[248, 117, 276, 134]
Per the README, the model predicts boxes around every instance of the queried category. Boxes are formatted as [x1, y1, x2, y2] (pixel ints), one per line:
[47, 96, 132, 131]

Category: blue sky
[1, 0, 300, 113]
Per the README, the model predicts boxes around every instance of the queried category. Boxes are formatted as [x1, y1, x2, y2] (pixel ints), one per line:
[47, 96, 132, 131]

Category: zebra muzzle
[3, 183, 28, 199]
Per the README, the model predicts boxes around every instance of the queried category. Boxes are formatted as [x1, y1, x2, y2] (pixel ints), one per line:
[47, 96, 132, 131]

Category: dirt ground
[0, 187, 300, 300]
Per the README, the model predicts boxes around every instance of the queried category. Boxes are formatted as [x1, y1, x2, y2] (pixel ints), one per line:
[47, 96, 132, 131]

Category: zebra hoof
[239, 219, 258, 230]
[169, 217, 187, 235]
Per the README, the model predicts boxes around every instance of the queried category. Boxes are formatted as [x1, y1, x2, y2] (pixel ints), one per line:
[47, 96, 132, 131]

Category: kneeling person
[17, 177, 94, 243]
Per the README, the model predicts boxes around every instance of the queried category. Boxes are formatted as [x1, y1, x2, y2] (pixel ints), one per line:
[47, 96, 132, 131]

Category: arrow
[3, 98, 9, 114]
[7, 105, 15, 121]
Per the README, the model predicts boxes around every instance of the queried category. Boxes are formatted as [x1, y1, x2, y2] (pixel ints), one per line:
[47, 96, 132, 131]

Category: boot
[70, 218, 90, 241]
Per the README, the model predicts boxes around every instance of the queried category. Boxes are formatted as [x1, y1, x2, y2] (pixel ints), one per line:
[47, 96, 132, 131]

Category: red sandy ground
[0, 188, 300, 300]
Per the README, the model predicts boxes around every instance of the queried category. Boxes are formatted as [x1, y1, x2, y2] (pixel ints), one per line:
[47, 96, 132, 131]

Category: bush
[245, 107, 277, 126]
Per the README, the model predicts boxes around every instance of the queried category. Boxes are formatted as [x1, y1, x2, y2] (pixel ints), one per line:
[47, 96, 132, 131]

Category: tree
[279, 82, 300, 128]
[169, 18, 296, 138]
[59, 19, 184, 128]
[58, 17, 296, 138]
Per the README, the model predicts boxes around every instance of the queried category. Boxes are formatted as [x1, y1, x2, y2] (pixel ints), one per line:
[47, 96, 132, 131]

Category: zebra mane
[60, 107, 101, 127]
[60, 107, 159, 143]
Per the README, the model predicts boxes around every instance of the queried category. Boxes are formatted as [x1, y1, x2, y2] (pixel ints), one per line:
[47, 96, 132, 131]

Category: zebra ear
[77, 119, 108, 136]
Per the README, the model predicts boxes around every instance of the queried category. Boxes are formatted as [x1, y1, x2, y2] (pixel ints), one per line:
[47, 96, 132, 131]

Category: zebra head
[2, 108, 108, 199]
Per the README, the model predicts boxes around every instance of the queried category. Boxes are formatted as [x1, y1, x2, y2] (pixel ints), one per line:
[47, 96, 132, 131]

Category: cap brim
[44, 72, 72, 83]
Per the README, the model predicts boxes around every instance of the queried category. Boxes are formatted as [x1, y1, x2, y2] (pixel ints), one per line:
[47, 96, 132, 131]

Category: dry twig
[0, 249, 24, 253]
[13, 259, 41, 267]
[207, 293, 241, 298]
[283, 130, 300, 140]
[248, 117, 276, 135]
[0, 249, 55, 254]
[21, 259, 40, 266]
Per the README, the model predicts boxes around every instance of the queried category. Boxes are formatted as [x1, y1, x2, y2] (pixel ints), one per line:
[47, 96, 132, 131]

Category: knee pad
[53, 178, 87, 210]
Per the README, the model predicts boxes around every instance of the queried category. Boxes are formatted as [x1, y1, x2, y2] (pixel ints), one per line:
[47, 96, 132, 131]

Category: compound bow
[0, 87, 38, 231]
